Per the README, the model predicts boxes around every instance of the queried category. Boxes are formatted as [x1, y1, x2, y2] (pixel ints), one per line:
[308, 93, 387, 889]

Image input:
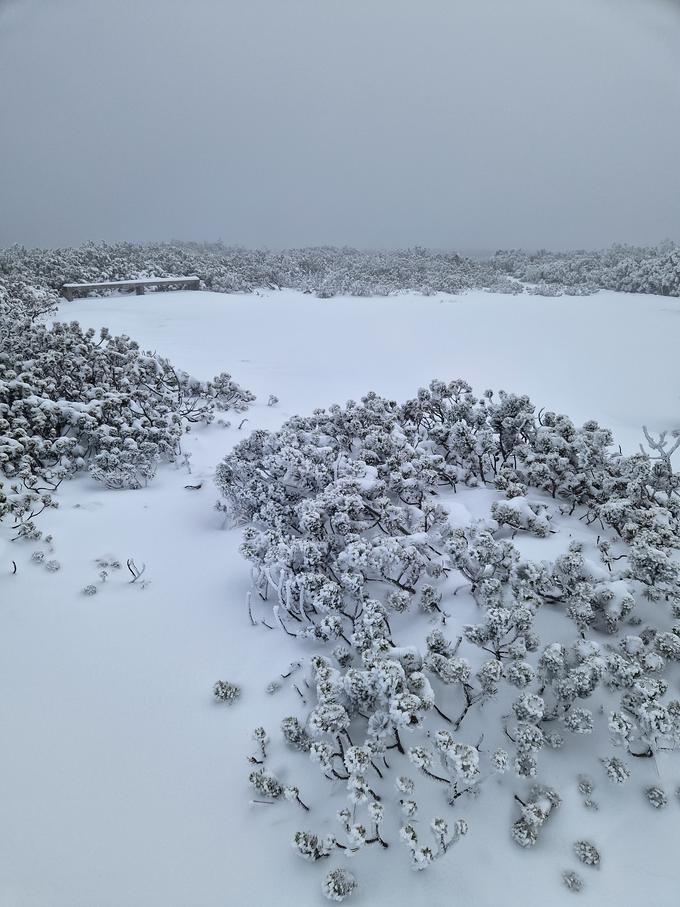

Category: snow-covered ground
[1, 289, 679, 907]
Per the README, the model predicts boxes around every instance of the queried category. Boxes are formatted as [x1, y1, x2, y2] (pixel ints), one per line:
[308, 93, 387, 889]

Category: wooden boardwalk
[62, 276, 201, 300]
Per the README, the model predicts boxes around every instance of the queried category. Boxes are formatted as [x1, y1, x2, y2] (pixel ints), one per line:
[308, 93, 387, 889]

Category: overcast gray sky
[1, 0, 679, 250]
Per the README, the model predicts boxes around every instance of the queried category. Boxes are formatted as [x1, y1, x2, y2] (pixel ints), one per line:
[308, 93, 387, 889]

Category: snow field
[1, 288, 679, 906]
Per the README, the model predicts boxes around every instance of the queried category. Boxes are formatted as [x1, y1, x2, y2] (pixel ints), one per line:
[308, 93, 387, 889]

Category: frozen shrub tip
[544, 732, 564, 750]
[400, 799, 418, 817]
[249, 769, 283, 800]
[332, 645, 353, 668]
[281, 716, 312, 752]
[95, 557, 121, 570]
[512, 693, 545, 724]
[573, 841, 600, 867]
[81, 584, 98, 596]
[564, 708, 594, 735]
[578, 777, 594, 800]
[400, 816, 468, 870]
[283, 785, 310, 811]
[511, 819, 538, 849]
[396, 776, 416, 795]
[322, 868, 357, 902]
[252, 726, 268, 761]
[646, 786, 668, 809]
[212, 680, 241, 704]
[655, 632, 680, 660]
[292, 831, 336, 862]
[30, 551, 45, 563]
[511, 787, 560, 848]
[492, 749, 509, 773]
[45, 559, 61, 572]
[562, 871, 584, 893]
[419, 584, 443, 616]
[267, 394, 279, 407]
[601, 756, 630, 785]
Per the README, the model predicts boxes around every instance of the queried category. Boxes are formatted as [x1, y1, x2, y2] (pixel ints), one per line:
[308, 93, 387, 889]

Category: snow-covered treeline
[2, 240, 680, 299]
[493, 242, 680, 298]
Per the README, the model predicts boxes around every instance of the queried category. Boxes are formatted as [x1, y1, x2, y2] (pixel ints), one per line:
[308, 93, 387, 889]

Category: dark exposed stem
[434, 703, 453, 723]
[422, 767, 450, 784]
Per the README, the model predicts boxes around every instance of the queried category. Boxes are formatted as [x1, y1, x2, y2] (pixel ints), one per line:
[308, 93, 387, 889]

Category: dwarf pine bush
[645, 786, 668, 809]
[0, 274, 253, 538]
[321, 867, 357, 902]
[217, 380, 680, 899]
[573, 840, 601, 867]
[212, 681, 241, 704]
[562, 870, 584, 892]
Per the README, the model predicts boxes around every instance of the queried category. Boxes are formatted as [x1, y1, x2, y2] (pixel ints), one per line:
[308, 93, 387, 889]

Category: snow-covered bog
[217, 379, 680, 900]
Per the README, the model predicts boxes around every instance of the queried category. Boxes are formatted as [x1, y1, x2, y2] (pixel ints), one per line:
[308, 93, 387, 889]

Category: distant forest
[1, 241, 679, 299]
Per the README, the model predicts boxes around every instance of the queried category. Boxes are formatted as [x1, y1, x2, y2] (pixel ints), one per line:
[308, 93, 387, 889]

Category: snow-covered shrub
[400, 816, 468, 870]
[573, 840, 601, 867]
[281, 716, 312, 752]
[601, 756, 630, 784]
[249, 769, 283, 800]
[528, 282, 564, 297]
[645, 786, 668, 809]
[212, 680, 241, 704]
[0, 276, 253, 537]
[491, 496, 551, 537]
[247, 725, 309, 810]
[217, 380, 680, 899]
[511, 786, 561, 848]
[322, 868, 357, 902]
[292, 831, 336, 862]
[562, 870, 584, 892]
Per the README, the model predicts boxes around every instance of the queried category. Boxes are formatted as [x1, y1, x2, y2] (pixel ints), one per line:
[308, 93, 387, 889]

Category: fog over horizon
[1, 0, 679, 251]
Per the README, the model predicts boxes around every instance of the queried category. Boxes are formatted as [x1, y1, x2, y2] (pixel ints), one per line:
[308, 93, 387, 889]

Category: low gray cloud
[1, 0, 679, 249]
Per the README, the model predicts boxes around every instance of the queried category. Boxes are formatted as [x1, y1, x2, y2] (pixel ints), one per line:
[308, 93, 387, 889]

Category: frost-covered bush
[645, 786, 668, 809]
[292, 831, 336, 862]
[400, 816, 468, 869]
[322, 868, 357, 902]
[281, 716, 312, 752]
[511, 787, 561, 848]
[600, 756, 630, 784]
[573, 840, 601, 867]
[562, 870, 584, 892]
[219, 379, 680, 900]
[0, 276, 253, 537]
[212, 680, 241, 704]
